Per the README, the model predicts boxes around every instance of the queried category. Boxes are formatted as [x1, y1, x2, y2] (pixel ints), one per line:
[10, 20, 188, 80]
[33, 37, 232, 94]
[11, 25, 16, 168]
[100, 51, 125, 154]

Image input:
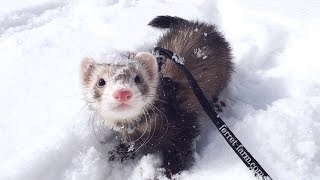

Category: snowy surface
[1, 0, 320, 179]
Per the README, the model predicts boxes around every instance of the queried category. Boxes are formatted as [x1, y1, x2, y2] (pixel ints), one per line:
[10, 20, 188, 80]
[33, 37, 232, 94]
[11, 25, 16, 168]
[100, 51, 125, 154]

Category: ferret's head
[81, 52, 159, 129]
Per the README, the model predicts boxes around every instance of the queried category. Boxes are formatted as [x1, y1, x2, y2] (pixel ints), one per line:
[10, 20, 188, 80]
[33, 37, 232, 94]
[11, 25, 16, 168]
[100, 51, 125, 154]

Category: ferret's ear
[81, 57, 96, 86]
[134, 52, 158, 79]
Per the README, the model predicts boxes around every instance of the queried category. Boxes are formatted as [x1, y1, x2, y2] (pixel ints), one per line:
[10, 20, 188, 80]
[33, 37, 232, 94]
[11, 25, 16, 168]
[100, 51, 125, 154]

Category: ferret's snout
[112, 89, 132, 102]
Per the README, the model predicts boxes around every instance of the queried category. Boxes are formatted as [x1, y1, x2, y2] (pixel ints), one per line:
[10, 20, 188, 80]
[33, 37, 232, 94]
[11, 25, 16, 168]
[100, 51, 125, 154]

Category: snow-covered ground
[1, 0, 320, 179]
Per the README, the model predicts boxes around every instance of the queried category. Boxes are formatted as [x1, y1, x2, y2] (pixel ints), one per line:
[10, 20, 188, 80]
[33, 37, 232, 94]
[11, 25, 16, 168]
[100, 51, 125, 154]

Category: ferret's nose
[112, 90, 132, 102]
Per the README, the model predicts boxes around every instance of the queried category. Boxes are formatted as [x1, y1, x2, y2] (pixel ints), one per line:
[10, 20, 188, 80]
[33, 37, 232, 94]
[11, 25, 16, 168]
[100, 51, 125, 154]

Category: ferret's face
[81, 52, 159, 129]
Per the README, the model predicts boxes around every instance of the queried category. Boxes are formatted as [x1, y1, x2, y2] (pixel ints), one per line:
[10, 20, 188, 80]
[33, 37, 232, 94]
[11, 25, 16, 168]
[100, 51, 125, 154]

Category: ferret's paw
[108, 143, 136, 162]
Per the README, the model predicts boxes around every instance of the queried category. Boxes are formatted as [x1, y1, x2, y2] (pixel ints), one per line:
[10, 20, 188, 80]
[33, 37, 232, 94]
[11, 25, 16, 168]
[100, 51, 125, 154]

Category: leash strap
[153, 47, 272, 180]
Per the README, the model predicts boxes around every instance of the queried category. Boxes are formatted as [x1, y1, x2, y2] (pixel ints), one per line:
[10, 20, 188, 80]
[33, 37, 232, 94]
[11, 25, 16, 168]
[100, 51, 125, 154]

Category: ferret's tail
[148, 15, 188, 29]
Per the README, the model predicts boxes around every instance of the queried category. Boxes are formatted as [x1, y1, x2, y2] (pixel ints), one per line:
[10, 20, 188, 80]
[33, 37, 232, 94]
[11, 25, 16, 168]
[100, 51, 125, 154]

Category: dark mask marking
[136, 76, 149, 96]
[114, 69, 132, 83]
[93, 86, 103, 101]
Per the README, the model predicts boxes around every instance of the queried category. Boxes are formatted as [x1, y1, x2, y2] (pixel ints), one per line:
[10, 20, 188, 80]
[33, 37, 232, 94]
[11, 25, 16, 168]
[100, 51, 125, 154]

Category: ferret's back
[150, 16, 234, 112]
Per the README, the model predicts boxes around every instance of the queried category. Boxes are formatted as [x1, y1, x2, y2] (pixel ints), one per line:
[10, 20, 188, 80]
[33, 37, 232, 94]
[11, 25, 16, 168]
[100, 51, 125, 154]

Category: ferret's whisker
[151, 104, 169, 140]
[143, 106, 156, 148]
[131, 113, 149, 143]
[129, 106, 152, 154]
[72, 103, 89, 130]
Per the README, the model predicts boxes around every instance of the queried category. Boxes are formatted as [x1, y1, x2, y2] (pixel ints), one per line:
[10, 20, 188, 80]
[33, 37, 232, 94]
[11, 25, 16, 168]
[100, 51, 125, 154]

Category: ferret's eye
[97, 78, 106, 87]
[134, 75, 141, 84]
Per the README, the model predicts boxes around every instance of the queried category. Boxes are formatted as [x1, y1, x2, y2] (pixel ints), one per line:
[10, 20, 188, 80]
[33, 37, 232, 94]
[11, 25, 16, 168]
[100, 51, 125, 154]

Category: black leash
[153, 47, 272, 180]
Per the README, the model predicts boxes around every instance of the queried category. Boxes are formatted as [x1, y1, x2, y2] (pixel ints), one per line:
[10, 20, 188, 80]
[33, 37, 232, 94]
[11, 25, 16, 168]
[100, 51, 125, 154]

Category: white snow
[1, 0, 320, 179]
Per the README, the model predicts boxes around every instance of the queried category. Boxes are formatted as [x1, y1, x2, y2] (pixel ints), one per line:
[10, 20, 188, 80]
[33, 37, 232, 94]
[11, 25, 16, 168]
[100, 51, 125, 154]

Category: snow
[1, 0, 320, 179]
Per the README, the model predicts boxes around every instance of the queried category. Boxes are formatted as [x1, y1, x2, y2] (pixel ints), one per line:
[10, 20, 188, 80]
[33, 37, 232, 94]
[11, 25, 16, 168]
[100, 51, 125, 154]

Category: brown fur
[155, 19, 234, 113]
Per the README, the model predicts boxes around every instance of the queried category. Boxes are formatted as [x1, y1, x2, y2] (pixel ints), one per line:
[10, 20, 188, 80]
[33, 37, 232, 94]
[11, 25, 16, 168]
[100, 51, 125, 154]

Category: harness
[153, 47, 272, 180]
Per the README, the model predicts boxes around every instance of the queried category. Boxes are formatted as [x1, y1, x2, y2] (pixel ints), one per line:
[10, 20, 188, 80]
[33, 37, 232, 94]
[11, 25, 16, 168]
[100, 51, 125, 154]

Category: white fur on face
[82, 53, 159, 130]
[98, 75, 147, 128]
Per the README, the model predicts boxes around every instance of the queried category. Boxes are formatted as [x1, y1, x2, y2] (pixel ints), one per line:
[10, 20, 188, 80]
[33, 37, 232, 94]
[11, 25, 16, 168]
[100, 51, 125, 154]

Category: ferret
[80, 15, 233, 177]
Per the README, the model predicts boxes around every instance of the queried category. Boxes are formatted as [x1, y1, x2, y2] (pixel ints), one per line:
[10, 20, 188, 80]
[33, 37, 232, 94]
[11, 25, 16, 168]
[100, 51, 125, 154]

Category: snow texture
[1, 0, 320, 179]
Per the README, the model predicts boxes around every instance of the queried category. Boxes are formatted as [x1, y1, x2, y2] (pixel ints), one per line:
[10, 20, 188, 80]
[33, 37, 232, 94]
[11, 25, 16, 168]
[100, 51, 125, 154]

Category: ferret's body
[81, 16, 233, 177]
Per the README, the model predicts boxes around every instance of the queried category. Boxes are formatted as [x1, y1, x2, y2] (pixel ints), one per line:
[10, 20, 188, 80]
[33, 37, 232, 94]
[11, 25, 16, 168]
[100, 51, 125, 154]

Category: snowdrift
[1, 0, 319, 179]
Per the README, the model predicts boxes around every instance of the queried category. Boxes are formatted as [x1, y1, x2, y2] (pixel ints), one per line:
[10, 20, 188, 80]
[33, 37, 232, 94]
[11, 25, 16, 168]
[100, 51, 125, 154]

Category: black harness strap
[154, 47, 272, 180]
